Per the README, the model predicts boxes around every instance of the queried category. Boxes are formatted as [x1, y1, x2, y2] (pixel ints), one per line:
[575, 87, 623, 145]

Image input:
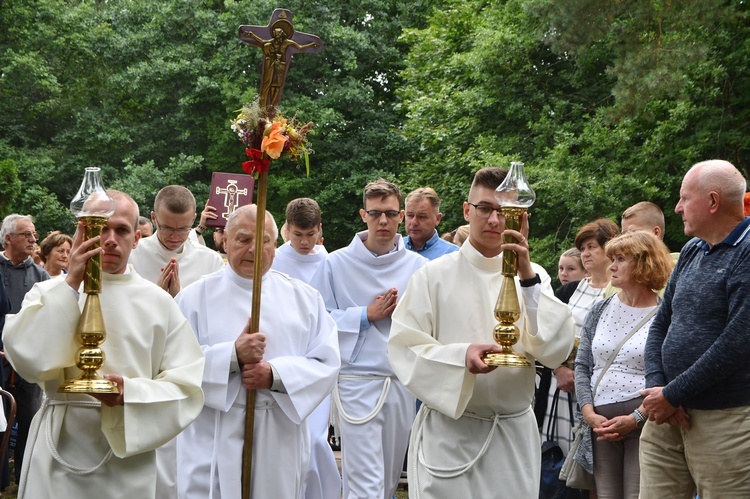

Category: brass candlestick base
[59, 215, 118, 394]
[483, 275, 532, 368]
[482, 207, 532, 368]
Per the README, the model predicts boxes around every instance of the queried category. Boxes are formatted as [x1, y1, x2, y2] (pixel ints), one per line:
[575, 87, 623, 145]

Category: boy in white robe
[175, 204, 340, 499]
[2, 190, 205, 499]
[273, 197, 328, 283]
[271, 198, 339, 499]
[310, 179, 427, 499]
[388, 167, 575, 498]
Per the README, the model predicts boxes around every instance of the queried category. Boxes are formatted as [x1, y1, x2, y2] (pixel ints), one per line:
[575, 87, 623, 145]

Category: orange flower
[744, 192, 750, 216]
[261, 120, 287, 160]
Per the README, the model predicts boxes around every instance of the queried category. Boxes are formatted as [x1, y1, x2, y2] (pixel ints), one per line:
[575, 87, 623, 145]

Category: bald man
[640, 160, 750, 498]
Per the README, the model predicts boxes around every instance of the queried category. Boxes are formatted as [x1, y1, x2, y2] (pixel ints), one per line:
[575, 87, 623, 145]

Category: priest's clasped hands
[236, 316, 273, 390]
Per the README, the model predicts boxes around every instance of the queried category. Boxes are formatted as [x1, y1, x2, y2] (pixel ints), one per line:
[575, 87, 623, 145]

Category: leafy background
[1, 0, 748, 282]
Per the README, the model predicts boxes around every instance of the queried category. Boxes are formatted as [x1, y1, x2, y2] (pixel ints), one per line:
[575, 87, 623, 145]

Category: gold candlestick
[483, 162, 535, 368]
[59, 168, 118, 394]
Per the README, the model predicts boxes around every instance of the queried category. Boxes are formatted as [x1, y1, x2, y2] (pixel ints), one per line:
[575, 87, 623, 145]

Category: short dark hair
[574, 218, 620, 250]
[285, 198, 321, 229]
[362, 179, 402, 207]
[471, 167, 508, 192]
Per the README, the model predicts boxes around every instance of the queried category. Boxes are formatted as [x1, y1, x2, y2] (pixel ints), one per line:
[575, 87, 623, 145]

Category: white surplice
[388, 242, 576, 498]
[310, 231, 427, 499]
[273, 242, 328, 284]
[129, 233, 223, 497]
[175, 266, 340, 499]
[2, 273, 205, 499]
[271, 242, 340, 499]
[129, 234, 224, 289]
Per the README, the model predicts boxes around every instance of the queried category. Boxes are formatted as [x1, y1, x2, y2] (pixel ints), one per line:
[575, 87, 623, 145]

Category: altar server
[3, 190, 205, 499]
[388, 167, 575, 498]
[175, 204, 340, 498]
[310, 179, 427, 499]
[271, 197, 339, 499]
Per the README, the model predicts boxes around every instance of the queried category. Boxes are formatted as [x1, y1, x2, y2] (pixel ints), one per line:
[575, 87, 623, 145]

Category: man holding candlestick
[389, 167, 575, 498]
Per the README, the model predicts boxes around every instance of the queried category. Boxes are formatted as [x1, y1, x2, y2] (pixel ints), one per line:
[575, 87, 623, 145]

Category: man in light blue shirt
[403, 187, 458, 260]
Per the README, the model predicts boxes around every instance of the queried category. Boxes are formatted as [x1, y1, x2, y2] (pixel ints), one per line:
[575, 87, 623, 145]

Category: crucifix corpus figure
[239, 9, 323, 109]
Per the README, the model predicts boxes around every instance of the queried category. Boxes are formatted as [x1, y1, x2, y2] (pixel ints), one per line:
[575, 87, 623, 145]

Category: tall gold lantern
[58, 167, 119, 394]
[483, 161, 536, 368]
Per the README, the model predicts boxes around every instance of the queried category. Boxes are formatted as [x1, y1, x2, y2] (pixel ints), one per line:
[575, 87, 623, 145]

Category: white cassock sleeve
[176, 269, 340, 424]
[389, 263, 574, 419]
[310, 259, 365, 363]
[3, 277, 205, 458]
[267, 291, 340, 423]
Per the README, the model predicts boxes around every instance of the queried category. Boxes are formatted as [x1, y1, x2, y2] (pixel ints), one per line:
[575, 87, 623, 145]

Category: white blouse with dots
[590, 294, 657, 406]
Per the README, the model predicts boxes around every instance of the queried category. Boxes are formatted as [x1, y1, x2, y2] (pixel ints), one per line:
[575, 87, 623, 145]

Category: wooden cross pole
[238, 9, 322, 499]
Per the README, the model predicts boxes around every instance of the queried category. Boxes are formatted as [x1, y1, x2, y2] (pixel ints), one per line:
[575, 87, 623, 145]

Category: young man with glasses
[0, 214, 48, 486]
[388, 167, 575, 498]
[130, 185, 223, 298]
[310, 179, 427, 499]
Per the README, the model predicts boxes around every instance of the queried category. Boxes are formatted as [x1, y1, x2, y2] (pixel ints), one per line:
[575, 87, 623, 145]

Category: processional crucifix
[238, 9, 323, 498]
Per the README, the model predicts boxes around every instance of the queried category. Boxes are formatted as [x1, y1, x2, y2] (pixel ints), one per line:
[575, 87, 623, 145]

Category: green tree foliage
[397, 0, 749, 276]
[0, 0, 436, 248]
[1, 0, 747, 274]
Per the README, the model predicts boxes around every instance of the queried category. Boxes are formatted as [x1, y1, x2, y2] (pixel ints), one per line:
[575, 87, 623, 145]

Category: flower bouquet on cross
[230, 98, 314, 175]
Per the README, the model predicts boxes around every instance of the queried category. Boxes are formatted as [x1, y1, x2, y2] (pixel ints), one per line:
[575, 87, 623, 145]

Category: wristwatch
[519, 273, 541, 288]
[632, 408, 647, 428]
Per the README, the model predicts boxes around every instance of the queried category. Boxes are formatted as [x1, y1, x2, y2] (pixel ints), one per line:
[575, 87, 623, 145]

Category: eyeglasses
[467, 202, 504, 219]
[364, 210, 401, 219]
[14, 231, 39, 240]
[154, 218, 192, 235]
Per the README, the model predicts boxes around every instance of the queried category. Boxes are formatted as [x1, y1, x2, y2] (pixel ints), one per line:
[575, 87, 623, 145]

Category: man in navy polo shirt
[641, 159, 750, 498]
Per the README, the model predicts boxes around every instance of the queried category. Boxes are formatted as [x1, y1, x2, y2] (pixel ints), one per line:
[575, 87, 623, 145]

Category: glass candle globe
[70, 167, 115, 218]
[494, 161, 536, 208]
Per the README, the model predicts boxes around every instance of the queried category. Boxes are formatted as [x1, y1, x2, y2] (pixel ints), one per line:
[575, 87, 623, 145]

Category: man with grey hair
[310, 179, 427, 499]
[403, 187, 458, 260]
[175, 204, 340, 499]
[640, 160, 750, 498]
[0, 213, 48, 484]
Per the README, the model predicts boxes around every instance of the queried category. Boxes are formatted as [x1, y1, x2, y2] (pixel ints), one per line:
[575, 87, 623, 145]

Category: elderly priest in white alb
[2, 191, 205, 499]
[175, 204, 340, 499]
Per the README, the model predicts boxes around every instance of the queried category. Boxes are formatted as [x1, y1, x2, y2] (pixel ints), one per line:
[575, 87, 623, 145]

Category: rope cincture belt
[414, 405, 532, 479]
[332, 374, 393, 426]
[45, 399, 113, 475]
